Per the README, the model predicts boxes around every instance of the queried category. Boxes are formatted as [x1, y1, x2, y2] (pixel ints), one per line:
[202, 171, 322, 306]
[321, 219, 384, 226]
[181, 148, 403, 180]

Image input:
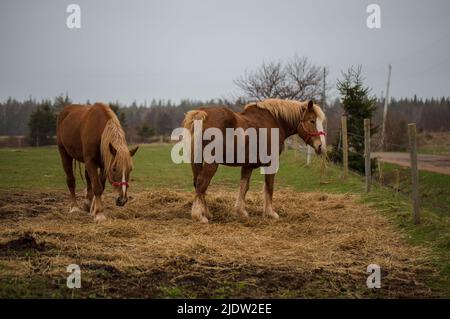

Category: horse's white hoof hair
[236, 208, 249, 218]
[269, 212, 280, 219]
[199, 216, 209, 224]
[94, 213, 107, 222]
[69, 206, 81, 213]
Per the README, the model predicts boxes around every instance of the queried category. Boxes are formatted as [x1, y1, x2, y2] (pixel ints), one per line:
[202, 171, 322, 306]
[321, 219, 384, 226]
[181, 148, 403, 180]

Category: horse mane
[244, 99, 325, 126]
[99, 104, 133, 177]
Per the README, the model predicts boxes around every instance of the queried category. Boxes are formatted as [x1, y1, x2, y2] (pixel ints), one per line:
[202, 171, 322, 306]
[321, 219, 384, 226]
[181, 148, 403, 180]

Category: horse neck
[276, 117, 299, 140]
[241, 107, 299, 141]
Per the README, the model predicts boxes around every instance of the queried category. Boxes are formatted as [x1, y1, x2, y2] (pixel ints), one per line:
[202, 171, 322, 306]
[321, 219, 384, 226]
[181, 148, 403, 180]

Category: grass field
[417, 132, 450, 156]
[0, 145, 364, 192]
[0, 144, 449, 298]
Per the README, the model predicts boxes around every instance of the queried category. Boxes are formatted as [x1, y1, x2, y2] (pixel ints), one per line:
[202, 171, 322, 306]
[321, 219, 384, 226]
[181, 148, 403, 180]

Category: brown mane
[244, 99, 325, 126]
[100, 105, 133, 178]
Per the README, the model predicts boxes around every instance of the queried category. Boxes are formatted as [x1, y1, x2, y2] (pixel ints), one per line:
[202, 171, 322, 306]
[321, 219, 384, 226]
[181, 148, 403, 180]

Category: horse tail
[182, 110, 207, 163]
[72, 160, 85, 185]
[77, 161, 85, 185]
[182, 110, 207, 133]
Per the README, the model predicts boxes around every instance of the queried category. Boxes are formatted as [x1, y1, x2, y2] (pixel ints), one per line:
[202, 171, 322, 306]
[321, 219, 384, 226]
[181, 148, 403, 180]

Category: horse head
[297, 100, 326, 155]
[108, 143, 139, 206]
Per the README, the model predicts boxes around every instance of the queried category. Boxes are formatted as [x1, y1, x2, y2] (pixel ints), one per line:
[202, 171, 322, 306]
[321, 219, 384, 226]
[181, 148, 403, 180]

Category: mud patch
[0, 233, 52, 256]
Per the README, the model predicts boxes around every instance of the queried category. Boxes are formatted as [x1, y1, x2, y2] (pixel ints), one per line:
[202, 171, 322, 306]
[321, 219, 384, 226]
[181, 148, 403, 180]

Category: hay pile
[0, 188, 434, 298]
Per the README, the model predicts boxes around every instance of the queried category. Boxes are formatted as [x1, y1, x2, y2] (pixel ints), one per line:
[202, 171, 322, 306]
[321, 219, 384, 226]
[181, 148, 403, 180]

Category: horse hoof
[236, 209, 249, 218]
[264, 210, 279, 219]
[82, 200, 91, 212]
[269, 212, 279, 219]
[69, 206, 81, 213]
[199, 216, 209, 224]
[94, 213, 107, 222]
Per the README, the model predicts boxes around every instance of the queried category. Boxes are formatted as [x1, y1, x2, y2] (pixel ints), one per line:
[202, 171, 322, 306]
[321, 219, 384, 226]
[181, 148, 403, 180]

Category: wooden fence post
[408, 123, 420, 225]
[341, 116, 348, 178]
[394, 168, 400, 193]
[378, 161, 384, 185]
[364, 119, 371, 192]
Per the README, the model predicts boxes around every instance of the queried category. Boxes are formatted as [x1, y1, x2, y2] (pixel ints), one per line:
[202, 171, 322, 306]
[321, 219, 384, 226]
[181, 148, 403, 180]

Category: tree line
[1, 93, 447, 146]
[0, 55, 449, 150]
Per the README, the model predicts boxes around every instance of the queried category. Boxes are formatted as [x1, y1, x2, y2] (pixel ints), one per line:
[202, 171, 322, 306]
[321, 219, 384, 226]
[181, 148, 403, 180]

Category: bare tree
[234, 55, 326, 101]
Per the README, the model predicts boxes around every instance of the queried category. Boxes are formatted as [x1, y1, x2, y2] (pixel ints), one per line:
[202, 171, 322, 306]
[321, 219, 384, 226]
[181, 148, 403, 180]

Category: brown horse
[57, 103, 138, 221]
[182, 99, 326, 223]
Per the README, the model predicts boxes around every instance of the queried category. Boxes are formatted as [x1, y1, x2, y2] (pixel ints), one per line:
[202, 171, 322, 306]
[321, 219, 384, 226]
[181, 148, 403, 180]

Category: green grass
[1, 144, 450, 296]
[0, 144, 364, 193]
[418, 145, 450, 156]
[380, 162, 450, 218]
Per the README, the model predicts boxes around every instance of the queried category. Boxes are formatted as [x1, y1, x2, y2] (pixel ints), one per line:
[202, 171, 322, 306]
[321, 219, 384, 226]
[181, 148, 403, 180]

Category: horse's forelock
[312, 104, 326, 122]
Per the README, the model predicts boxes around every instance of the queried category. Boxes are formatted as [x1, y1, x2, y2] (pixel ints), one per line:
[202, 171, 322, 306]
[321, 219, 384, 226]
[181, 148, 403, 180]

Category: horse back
[196, 106, 241, 130]
[57, 103, 110, 164]
[185, 105, 285, 167]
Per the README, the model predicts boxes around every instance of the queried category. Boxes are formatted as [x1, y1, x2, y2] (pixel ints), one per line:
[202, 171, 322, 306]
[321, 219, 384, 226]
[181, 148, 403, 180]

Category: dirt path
[0, 188, 435, 298]
[372, 152, 450, 175]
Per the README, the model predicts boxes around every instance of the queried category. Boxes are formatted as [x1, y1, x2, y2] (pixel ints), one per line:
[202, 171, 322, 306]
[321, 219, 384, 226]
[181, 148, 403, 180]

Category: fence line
[408, 123, 421, 224]
[286, 117, 431, 226]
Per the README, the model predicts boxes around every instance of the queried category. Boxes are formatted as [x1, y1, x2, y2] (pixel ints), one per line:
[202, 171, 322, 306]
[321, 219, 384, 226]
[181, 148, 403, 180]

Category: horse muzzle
[116, 196, 128, 207]
[315, 144, 323, 155]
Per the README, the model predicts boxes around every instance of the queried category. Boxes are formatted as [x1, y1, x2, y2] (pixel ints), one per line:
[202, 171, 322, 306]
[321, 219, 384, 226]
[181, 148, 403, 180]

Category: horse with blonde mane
[182, 98, 326, 223]
[57, 103, 139, 221]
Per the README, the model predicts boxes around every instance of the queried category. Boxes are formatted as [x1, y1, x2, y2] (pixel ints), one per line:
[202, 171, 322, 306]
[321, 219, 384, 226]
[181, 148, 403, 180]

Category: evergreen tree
[136, 124, 155, 139]
[54, 93, 72, 112]
[109, 102, 127, 128]
[329, 66, 377, 173]
[28, 102, 56, 146]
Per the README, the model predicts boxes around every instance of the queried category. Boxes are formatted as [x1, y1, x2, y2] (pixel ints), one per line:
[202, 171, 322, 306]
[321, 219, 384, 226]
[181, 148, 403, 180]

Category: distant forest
[1, 94, 450, 149]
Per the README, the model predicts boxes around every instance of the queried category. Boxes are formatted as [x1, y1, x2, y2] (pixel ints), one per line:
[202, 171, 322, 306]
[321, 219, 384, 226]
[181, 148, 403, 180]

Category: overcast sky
[0, 0, 449, 104]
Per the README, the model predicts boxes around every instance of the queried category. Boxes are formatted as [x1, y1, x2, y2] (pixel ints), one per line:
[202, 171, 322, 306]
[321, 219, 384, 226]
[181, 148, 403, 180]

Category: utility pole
[322, 67, 327, 131]
[322, 67, 326, 108]
[380, 64, 392, 151]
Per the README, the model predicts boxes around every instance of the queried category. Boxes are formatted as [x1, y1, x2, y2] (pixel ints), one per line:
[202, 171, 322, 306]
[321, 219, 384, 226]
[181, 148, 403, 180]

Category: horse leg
[83, 169, 93, 212]
[192, 163, 218, 223]
[85, 160, 106, 222]
[235, 166, 253, 218]
[191, 163, 203, 188]
[191, 163, 211, 218]
[58, 146, 79, 213]
[263, 173, 279, 219]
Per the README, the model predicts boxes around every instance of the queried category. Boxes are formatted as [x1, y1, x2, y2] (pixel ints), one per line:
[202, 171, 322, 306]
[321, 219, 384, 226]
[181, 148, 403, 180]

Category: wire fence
[286, 119, 450, 222]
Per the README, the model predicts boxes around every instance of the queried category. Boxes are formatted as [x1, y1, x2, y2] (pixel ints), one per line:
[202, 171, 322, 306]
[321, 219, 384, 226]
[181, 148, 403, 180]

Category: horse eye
[310, 120, 315, 124]
[113, 167, 116, 172]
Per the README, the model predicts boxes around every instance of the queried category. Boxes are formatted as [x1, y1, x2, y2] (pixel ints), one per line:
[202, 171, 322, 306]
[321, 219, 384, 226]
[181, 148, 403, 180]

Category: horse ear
[129, 146, 139, 157]
[307, 100, 314, 112]
[109, 143, 117, 156]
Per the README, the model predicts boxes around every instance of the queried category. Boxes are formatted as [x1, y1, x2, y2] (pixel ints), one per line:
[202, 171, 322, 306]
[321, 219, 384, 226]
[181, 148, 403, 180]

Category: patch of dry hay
[0, 188, 435, 298]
